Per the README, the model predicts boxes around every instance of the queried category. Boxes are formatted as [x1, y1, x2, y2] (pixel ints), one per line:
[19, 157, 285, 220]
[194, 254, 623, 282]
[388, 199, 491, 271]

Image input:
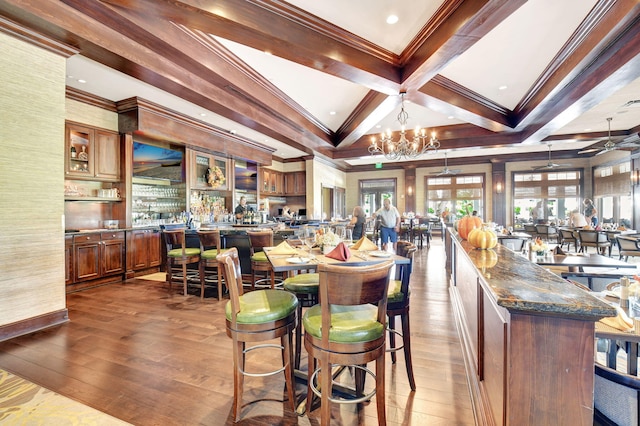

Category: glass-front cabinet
[66, 124, 93, 177]
[65, 122, 120, 181]
[191, 150, 228, 191]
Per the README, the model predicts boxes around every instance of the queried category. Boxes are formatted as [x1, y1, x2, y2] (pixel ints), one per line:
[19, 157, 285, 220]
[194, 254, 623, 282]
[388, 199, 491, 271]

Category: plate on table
[369, 251, 392, 258]
[286, 257, 312, 264]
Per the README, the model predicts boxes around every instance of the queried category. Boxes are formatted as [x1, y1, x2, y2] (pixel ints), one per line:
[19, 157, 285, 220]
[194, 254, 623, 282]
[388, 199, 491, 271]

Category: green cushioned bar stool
[303, 260, 393, 426]
[247, 230, 281, 290]
[163, 228, 200, 296]
[217, 248, 298, 422]
[283, 272, 319, 369]
[387, 241, 417, 391]
[197, 229, 230, 300]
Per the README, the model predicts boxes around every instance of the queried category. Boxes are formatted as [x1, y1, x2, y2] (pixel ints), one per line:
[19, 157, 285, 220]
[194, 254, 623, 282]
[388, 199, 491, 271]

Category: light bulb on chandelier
[368, 92, 440, 160]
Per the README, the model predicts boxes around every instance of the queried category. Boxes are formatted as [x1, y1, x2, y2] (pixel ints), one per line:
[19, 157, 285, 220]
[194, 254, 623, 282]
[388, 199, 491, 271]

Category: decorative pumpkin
[469, 248, 498, 270]
[457, 215, 482, 240]
[467, 226, 498, 249]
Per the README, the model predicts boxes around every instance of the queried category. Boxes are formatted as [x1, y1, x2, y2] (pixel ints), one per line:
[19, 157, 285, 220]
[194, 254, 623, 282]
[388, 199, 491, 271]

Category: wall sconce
[495, 181, 504, 194]
[407, 185, 413, 196]
[632, 169, 640, 186]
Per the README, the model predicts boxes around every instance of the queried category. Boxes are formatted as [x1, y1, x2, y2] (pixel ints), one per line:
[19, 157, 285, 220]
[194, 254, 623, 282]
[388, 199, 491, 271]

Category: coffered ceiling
[2, 0, 640, 170]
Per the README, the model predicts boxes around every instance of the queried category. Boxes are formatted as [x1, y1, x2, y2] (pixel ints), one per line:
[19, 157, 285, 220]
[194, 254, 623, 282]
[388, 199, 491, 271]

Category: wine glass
[344, 228, 353, 246]
[304, 228, 316, 257]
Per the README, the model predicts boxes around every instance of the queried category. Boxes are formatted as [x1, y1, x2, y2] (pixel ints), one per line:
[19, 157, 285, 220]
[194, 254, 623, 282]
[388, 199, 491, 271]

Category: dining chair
[594, 364, 640, 426]
[163, 228, 200, 295]
[523, 223, 538, 239]
[535, 224, 558, 243]
[559, 228, 579, 252]
[617, 236, 640, 261]
[387, 241, 417, 390]
[498, 237, 526, 252]
[247, 229, 279, 290]
[578, 229, 611, 255]
[217, 248, 298, 422]
[197, 229, 229, 300]
[303, 260, 394, 426]
[283, 272, 319, 370]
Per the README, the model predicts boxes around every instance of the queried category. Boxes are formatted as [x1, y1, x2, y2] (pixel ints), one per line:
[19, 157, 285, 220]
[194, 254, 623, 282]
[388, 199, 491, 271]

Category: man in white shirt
[373, 198, 401, 251]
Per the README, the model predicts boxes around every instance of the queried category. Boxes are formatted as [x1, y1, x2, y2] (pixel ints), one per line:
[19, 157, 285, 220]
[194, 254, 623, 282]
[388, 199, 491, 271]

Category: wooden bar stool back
[283, 272, 319, 369]
[217, 248, 298, 422]
[303, 260, 393, 426]
[197, 229, 229, 300]
[247, 230, 279, 290]
[163, 228, 200, 295]
[387, 241, 417, 390]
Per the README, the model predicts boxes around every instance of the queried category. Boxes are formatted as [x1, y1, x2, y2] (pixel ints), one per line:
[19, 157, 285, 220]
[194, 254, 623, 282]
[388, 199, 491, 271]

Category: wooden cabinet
[260, 168, 284, 195]
[129, 229, 162, 272]
[72, 232, 125, 283]
[284, 171, 305, 195]
[65, 122, 120, 181]
[190, 150, 228, 191]
[65, 236, 73, 285]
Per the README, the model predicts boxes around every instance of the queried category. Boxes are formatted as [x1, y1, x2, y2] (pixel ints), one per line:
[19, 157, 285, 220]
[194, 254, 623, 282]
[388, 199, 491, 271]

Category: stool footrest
[240, 343, 287, 377]
[309, 365, 376, 404]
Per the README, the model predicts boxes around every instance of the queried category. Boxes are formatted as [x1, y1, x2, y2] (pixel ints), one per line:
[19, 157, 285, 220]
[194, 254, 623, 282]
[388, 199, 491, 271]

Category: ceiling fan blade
[578, 147, 601, 154]
[616, 142, 640, 148]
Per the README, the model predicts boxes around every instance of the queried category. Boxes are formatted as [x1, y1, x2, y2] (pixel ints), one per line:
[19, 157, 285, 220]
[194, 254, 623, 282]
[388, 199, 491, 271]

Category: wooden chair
[197, 229, 229, 300]
[414, 218, 432, 249]
[247, 229, 279, 290]
[535, 224, 558, 243]
[217, 248, 298, 422]
[594, 364, 640, 426]
[163, 229, 200, 296]
[559, 228, 579, 252]
[387, 241, 417, 390]
[578, 230, 611, 255]
[303, 260, 394, 426]
[617, 235, 640, 261]
[523, 223, 538, 239]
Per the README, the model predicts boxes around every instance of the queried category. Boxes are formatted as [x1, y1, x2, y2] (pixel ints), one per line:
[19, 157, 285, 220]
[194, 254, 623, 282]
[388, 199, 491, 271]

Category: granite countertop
[453, 235, 616, 320]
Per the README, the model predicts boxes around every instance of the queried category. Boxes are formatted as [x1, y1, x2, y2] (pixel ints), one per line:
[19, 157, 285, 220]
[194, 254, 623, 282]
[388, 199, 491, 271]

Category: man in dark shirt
[235, 196, 247, 221]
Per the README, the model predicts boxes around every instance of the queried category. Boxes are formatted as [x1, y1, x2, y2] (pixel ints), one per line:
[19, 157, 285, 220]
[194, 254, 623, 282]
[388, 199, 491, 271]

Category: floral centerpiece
[316, 230, 341, 253]
[206, 166, 226, 188]
[530, 237, 548, 257]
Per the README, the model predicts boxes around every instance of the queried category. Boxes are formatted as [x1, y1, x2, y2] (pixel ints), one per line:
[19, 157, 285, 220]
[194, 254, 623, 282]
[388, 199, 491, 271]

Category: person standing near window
[349, 206, 366, 240]
[373, 198, 401, 251]
[583, 199, 598, 227]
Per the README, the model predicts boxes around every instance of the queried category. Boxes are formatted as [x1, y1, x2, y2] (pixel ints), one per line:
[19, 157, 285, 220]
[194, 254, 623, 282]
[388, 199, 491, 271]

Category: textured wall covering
[0, 32, 66, 325]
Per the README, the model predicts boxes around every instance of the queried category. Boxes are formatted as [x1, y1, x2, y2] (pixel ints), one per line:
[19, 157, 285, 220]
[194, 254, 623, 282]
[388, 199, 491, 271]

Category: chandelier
[368, 92, 440, 160]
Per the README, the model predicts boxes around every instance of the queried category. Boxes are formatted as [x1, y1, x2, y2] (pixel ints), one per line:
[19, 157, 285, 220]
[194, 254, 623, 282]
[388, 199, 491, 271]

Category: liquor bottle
[70, 145, 77, 158]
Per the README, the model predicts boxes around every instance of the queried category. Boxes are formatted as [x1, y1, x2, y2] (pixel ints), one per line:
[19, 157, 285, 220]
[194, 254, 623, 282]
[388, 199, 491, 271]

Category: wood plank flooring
[0, 238, 475, 425]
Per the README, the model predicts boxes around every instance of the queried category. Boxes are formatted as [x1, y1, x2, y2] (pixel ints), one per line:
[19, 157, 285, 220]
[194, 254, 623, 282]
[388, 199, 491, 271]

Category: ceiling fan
[431, 152, 462, 176]
[532, 143, 572, 170]
[578, 117, 640, 155]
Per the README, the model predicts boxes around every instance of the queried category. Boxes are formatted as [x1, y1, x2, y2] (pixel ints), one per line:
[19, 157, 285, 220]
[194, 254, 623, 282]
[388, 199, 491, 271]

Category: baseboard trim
[0, 309, 69, 342]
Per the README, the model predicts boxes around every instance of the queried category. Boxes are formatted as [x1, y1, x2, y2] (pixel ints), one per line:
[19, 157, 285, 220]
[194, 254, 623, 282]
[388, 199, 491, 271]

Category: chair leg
[320, 355, 332, 426]
[375, 353, 386, 426]
[401, 311, 416, 391]
[199, 262, 205, 299]
[294, 304, 303, 370]
[388, 315, 397, 363]
[216, 267, 223, 301]
[233, 339, 245, 422]
[306, 356, 315, 417]
[166, 260, 173, 292]
[282, 333, 296, 413]
[182, 263, 188, 296]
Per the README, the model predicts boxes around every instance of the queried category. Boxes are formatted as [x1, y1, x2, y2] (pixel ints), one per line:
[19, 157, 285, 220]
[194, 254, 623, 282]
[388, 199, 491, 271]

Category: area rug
[0, 368, 131, 425]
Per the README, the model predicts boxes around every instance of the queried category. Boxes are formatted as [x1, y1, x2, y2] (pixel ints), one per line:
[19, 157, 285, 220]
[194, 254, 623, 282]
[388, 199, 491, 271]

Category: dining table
[535, 252, 637, 273]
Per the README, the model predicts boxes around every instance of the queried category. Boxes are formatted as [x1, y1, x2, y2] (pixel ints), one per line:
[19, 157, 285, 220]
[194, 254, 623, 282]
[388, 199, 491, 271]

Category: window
[593, 161, 631, 226]
[425, 174, 484, 220]
[512, 170, 581, 225]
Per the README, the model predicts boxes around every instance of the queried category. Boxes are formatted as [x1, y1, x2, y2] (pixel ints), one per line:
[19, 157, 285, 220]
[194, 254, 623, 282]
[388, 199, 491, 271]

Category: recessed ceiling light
[448, 116, 454, 119]
[229, 129, 237, 134]
[77, 79, 86, 84]
[200, 113, 207, 117]
[584, 128, 592, 132]
[66, 75, 74, 79]
[498, 85, 508, 91]
[376, 125, 381, 129]
[264, 51, 272, 56]
[329, 111, 336, 115]
[386, 15, 399, 24]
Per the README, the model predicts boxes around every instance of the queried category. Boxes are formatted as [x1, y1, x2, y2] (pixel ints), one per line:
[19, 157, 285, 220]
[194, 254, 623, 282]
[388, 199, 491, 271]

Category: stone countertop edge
[453, 234, 617, 320]
[64, 225, 290, 234]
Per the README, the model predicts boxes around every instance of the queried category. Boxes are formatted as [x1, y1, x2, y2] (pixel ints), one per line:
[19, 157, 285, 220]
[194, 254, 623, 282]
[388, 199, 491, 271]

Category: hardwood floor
[0, 238, 475, 425]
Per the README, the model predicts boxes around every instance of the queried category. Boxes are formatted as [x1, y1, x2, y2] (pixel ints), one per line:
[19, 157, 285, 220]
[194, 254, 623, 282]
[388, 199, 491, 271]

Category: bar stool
[387, 241, 417, 390]
[217, 248, 298, 422]
[283, 272, 319, 369]
[163, 228, 200, 296]
[303, 260, 393, 426]
[197, 229, 229, 300]
[247, 229, 280, 290]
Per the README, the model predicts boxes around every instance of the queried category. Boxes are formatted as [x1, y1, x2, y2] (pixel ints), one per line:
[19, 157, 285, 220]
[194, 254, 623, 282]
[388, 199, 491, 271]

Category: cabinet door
[295, 172, 306, 194]
[66, 123, 94, 178]
[75, 243, 100, 281]
[65, 237, 74, 285]
[147, 230, 162, 267]
[130, 230, 149, 269]
[262, 169, 271, 193]
[95, 130, 120, 181]
[284, 173, 296, 194]
[192, 152, 211, 189]
[102, 239, 125, 275]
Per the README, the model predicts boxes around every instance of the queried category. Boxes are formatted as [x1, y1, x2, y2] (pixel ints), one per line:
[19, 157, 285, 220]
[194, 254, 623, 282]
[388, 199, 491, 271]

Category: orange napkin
[269, 241, 298, 255]
[599, 306, 634, 332]
[325, 242, 351, 261]
[351, 236, 378, 251]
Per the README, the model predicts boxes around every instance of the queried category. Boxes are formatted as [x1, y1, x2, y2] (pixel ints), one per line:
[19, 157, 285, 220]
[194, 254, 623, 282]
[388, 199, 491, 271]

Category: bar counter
[446, 229, 615, 426]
